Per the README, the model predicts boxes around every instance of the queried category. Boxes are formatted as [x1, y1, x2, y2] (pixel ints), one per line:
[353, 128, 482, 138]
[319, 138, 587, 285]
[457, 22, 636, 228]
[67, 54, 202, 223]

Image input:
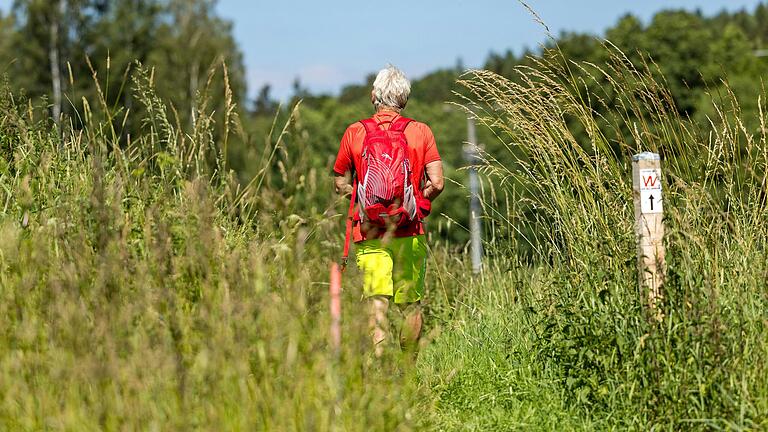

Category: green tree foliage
[2, 0, 244, 140]
[0, 11, 14, 74]
[487, 6, 768, 123]
[146, 0, 245, 128]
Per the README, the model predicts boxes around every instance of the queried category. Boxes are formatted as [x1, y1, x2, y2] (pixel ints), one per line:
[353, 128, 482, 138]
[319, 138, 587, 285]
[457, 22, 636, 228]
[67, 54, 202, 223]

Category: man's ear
[370, 89, 376, 105]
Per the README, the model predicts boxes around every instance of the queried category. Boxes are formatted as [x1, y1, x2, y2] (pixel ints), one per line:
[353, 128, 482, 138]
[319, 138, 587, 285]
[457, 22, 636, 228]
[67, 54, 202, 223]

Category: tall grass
[1, 42, 767, 431]
[0, 62, 438, 430]
[444, 43, 768, 428]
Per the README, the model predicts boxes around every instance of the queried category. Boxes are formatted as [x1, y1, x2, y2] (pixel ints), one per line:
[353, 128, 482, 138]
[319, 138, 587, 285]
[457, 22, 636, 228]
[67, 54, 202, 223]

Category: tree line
[0, 0, 244, 134]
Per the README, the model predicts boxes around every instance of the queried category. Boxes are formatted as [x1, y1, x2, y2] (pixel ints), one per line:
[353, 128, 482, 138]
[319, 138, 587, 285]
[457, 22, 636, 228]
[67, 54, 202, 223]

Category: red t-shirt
[333, 111, 441, 242]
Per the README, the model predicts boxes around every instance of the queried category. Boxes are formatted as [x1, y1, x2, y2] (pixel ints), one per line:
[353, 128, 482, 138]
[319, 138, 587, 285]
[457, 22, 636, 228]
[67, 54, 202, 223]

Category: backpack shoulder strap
[359, 118, 379, 135]
[390, 117, 413, 133]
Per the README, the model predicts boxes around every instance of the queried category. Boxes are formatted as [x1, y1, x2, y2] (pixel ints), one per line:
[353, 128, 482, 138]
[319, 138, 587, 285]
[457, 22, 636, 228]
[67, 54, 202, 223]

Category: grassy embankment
[1, 44, 767, 430]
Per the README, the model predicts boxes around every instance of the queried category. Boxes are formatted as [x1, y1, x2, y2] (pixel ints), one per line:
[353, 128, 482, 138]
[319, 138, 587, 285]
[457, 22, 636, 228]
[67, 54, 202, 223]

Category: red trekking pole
[332, 177, 357, 354]
[329, 262, 343, 423]
[329, 262, 342, 355]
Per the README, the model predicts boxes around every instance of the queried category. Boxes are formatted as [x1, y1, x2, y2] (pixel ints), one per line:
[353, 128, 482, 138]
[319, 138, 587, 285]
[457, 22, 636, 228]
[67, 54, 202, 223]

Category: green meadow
[2, 3, 768, 430]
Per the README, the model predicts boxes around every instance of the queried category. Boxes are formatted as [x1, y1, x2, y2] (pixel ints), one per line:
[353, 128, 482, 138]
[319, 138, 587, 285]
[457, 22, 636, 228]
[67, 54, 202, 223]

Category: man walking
[333, 65, 444, 357]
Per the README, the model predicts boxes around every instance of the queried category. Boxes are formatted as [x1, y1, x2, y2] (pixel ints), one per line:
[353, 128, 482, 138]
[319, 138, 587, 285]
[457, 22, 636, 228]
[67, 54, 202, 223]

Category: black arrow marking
[649, 194, 655, 211]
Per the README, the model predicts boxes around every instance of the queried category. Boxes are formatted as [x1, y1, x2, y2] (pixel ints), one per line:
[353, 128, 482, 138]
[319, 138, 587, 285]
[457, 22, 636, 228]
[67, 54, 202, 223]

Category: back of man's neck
[377, 107, 400, 114]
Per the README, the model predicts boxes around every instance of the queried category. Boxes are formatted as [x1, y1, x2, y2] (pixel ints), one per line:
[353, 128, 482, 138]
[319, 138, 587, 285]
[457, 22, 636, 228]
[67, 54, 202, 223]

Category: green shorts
[355, 235, 427, 304]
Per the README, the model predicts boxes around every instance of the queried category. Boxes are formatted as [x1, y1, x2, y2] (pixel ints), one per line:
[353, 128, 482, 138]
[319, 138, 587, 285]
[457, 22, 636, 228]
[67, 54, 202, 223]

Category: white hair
[372, 65, 411, 111]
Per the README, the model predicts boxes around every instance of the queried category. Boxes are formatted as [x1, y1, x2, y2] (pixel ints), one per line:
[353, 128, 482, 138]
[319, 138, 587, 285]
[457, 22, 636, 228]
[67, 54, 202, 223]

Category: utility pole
[464, 117, 483, 275]
[632, 152, 665, 320]
[49, 0, 65, 129]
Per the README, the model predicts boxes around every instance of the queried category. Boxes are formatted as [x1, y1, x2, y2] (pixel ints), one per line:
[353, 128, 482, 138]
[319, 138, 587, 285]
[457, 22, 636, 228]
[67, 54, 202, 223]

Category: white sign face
[639, 169, 662, 214]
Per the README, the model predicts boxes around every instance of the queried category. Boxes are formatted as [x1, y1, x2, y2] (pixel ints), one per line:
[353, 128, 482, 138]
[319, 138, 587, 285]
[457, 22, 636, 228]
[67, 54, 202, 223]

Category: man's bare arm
[422, 160, 444, 201]
[334, 172, 353, 196]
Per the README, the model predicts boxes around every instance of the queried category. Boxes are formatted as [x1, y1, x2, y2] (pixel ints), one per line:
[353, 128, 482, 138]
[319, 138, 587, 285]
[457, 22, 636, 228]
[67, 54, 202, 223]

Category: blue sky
[220, 0, 766, 100]
[1, 0, 765, 100]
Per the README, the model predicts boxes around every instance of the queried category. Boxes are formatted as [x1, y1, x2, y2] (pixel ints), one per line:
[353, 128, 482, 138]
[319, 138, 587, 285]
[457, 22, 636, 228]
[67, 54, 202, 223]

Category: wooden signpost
[632, 152, 666, 319]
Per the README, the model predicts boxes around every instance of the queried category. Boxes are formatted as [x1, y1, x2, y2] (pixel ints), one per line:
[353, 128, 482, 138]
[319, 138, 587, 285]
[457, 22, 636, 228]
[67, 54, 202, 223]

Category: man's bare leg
[368, 296, 389, 358]
[399, 303, 423, 355]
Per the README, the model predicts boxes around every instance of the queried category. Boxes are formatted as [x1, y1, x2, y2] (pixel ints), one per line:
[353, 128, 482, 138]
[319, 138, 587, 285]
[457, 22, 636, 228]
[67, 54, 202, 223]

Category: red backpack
[341, 116, 427, 267]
